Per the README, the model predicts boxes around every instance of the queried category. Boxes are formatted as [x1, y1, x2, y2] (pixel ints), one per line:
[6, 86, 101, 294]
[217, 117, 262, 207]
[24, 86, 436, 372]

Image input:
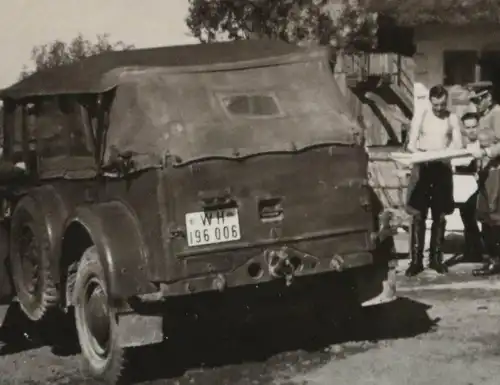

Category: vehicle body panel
[163, 145, 373, 279]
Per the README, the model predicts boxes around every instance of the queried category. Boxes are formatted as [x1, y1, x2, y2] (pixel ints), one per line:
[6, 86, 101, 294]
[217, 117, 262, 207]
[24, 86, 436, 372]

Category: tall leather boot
[405, 215, 426, 277]
[428, 217, 448, 274]
[460, 204, 483, 262]
[463, 228, 484, 262]
[473, 224, 500, 276]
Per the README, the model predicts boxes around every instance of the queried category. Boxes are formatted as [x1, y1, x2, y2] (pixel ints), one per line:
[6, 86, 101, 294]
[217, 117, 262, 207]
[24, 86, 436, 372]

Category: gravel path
[1, 267, 499, 385]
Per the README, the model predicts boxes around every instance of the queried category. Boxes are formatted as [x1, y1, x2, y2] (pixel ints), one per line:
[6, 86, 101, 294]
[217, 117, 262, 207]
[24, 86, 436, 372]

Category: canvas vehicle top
[0, 40, 395, 384]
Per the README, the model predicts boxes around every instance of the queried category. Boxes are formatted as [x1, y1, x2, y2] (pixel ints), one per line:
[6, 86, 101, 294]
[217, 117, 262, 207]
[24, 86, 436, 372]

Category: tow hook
[266, 247, 296, 286]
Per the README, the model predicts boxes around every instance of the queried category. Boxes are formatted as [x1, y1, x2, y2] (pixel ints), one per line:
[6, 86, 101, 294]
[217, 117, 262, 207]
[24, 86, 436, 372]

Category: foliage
[363, 0, 500, 26]
[20, 33, 134, 79]
[186, 0, 378, 51]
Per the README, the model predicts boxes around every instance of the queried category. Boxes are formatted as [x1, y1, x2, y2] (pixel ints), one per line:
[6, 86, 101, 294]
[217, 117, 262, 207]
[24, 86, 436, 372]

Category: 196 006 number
[189, 224, 239, 245]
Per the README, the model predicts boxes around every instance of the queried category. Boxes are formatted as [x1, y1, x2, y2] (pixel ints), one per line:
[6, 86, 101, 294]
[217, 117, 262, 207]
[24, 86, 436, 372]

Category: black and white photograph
[1, 1, 500, 384]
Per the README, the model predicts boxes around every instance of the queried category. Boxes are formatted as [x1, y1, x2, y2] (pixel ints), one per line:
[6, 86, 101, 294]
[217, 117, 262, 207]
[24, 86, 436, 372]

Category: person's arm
[406, 110, 424, 153]
[0, 159, 26, 179]
[485, 108, 500, 158]
[448, 114, 464, 150]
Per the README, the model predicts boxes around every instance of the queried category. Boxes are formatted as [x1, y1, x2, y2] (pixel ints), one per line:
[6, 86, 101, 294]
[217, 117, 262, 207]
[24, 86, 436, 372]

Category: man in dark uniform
[467, 81, 500, 276]
[453, 112, 483, 262]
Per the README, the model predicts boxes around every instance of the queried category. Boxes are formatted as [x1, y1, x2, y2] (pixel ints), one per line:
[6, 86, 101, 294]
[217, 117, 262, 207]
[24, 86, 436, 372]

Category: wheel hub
[19, 226, 40, 295]
[85, 284, 110, 352]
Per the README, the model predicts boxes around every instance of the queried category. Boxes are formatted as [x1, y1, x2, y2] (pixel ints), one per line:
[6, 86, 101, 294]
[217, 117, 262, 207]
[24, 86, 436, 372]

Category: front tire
[74, 246, 124, 384]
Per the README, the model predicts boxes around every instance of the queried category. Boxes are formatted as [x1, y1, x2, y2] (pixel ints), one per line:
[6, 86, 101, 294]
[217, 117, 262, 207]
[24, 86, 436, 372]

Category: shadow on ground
[0, 296, 436, 384]
[125, 296, 436, 384]
[0, 303, 78, 357]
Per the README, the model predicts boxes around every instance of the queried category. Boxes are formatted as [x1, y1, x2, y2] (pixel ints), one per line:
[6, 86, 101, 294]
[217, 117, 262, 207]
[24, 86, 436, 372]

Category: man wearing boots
[405, 85, 463, 277]
[467, 82, 500, 276]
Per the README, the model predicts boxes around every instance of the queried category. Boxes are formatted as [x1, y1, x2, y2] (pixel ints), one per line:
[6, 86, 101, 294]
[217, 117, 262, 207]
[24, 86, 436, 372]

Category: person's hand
[470, 147, 487, 159]
[14, 161, 27, 171]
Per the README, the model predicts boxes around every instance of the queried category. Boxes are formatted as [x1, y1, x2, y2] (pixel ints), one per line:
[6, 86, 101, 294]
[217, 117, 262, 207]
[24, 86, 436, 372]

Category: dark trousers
[458, 191, 483, 260]
[477, 167, 500, 224]
[477, 167, 500, 259]
[472, 166, 500, 275]
[406, 161, 454, 220]
[404, 162, 451, 274]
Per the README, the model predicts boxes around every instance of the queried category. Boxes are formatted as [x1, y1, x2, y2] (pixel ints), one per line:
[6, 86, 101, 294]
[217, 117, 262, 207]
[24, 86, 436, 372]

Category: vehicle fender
[66, 201, 156, 299]
[13, 186, 70, 283]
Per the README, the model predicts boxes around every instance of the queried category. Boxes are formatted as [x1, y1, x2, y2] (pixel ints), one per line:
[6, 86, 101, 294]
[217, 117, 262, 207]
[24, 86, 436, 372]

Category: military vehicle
[0, 40, 396, 383]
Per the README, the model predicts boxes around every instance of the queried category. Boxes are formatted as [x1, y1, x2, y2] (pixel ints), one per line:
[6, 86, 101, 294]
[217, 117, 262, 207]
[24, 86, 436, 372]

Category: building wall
[413, 24, 500, 117]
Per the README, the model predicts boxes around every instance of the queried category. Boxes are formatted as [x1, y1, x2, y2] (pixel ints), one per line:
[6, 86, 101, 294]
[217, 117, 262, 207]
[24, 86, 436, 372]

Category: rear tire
[0, 223, 12, 303]
[74, 246, 125, 384]
[10, 200, 58, 321]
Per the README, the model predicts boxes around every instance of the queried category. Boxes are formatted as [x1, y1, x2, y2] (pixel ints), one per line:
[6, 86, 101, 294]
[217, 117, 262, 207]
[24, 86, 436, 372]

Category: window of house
[479, 51, 500, 82]
[443, 50, 478, 86]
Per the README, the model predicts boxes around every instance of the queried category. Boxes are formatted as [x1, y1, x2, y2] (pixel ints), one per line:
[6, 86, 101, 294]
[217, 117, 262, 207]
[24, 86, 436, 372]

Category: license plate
[185, 208, 241, 247]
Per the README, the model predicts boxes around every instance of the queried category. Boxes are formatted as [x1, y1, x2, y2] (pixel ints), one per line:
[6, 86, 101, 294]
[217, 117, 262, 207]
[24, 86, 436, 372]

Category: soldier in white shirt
[405, 85, 463, 277]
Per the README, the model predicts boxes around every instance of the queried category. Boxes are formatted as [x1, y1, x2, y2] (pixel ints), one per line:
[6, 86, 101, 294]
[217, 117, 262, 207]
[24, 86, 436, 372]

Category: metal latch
[169, 226, 186, 239]
[198, 188, 235, 209]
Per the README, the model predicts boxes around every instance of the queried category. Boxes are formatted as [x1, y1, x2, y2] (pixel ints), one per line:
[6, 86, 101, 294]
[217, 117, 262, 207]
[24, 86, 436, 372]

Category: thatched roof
[364, 0, 500, 26]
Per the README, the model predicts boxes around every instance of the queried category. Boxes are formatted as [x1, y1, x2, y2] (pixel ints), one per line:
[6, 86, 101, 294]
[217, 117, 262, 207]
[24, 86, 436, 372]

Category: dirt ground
[1, 262, 500, 385]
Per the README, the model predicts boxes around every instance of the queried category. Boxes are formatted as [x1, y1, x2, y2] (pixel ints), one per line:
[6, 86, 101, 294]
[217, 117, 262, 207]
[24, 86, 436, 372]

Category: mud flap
[361, 264, 397, 307]
[358, 209, 398, 307]
[118, 313, 163, 348]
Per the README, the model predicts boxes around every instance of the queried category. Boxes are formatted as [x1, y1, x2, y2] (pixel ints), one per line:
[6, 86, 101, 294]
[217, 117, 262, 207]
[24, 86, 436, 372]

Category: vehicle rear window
[219, 93, 282, 118]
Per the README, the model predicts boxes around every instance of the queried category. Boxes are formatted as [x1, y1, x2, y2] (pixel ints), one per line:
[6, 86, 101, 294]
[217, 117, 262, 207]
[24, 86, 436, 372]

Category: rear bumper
[136, 250, 396, 307]
[136, 226, 398, 302]
[143, 248, 376, 298]
[119, 260, 397, 348]
[122, 254, 397, 348]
